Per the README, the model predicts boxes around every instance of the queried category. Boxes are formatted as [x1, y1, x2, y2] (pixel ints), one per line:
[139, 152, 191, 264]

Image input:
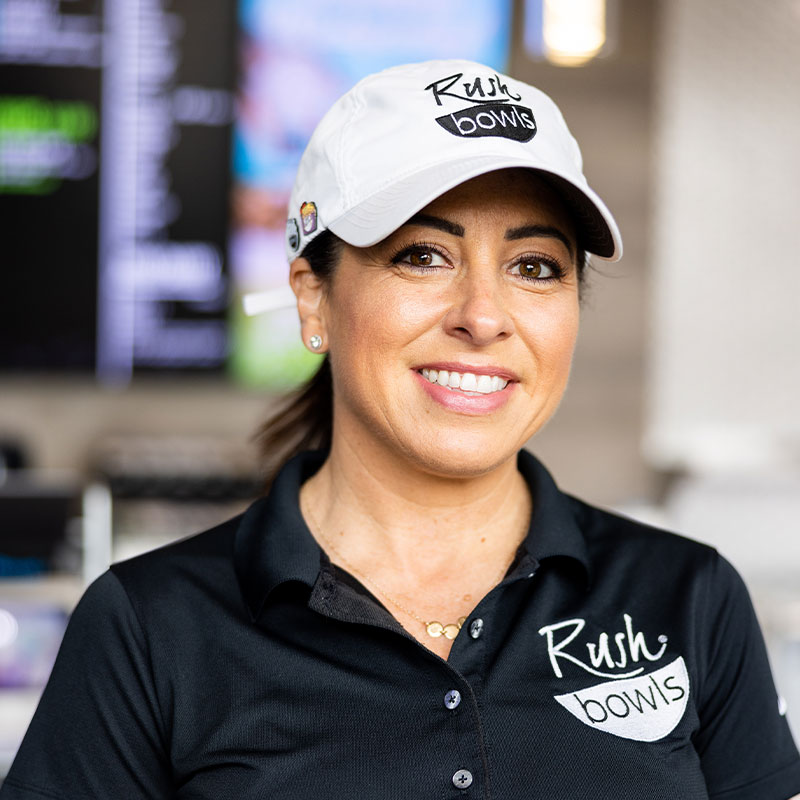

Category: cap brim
[327, 154, 622, 261]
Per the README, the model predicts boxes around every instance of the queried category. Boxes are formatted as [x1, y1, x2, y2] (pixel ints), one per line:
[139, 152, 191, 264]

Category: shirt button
[444, 689, 461, 709]
[469, 618, 484, 639]
[452, 769, 473, 789]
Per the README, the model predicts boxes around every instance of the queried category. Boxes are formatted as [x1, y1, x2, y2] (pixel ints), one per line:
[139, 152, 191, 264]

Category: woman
[3, 60, 799, 800]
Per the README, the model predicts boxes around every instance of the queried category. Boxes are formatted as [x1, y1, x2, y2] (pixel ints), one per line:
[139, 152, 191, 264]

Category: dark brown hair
[255, 228, 587, 490]
[255, 231, 342, 489]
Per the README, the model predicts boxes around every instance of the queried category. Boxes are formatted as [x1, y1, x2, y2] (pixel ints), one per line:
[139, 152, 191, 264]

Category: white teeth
[419, 369, 509, 395]
[476, 375, 493, 394]
[460, 373, 477, 392]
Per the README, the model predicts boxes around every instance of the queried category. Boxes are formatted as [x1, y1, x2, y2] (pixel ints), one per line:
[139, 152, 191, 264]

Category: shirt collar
[235, 450, 326, 621]
[235, 449, 591, 620]
[517, 449, 592, 586]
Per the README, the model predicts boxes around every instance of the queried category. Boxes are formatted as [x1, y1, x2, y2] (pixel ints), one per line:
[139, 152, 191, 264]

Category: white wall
[646, 0, 800, 735]
[646, 0, 800, 473]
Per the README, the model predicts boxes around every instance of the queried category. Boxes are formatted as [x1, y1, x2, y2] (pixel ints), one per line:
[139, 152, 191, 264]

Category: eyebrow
[403, 213, 465, 238]
[505, 224, 574, 257]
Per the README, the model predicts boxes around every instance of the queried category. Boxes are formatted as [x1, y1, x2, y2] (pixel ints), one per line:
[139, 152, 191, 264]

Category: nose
[443, 270, 514, 346]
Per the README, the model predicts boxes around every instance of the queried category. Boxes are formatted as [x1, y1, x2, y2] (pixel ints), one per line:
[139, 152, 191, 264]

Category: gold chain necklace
[302, 497, 513, 640]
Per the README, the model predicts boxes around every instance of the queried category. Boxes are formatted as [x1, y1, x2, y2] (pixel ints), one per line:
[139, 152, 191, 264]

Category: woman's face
[318, 168, 580, 477]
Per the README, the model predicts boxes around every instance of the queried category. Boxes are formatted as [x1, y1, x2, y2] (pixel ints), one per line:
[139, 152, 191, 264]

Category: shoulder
[520, 449, 722, 584]
[568, 493, 722, 574]
[107, 506, 256, 625]
[564, 493, 752, 618]
[111, 510, 242, 578]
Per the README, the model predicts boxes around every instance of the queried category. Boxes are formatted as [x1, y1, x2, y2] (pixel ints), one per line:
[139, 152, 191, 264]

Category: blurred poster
[229, 0, 512, 388]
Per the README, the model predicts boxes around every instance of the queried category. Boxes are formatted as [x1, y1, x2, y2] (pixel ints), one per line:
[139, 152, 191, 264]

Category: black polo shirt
[3, 450, 800, 800]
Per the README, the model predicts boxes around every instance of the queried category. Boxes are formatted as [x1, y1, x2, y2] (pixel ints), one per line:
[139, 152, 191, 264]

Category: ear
[289, 257, 328, 351]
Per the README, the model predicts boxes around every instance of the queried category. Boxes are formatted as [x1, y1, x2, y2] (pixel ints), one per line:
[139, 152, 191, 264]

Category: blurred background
[1, 0, 799, 776]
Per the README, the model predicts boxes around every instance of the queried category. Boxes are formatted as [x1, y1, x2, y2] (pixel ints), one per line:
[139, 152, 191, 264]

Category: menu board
[0, 0, 236, 379]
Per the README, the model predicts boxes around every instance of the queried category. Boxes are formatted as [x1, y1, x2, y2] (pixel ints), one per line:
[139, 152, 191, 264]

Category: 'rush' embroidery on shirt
[538, 614, 690, 742]
[539, 613, 668, 680]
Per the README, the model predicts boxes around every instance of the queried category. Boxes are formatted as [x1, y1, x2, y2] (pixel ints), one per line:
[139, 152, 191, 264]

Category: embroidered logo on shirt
[538, 614, 690, 742]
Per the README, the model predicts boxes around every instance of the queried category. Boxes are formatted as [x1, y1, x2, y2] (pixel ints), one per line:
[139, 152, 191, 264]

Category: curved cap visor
[327, 155, 621, 261]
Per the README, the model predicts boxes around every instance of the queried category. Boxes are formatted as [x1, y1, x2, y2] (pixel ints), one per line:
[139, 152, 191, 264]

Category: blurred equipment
[0, 478, 82, 578]
[0, 440, 28, 480]
[0, 470, 111, 588]
[0, 470, 111, 774]
[89, 434, 257, 561]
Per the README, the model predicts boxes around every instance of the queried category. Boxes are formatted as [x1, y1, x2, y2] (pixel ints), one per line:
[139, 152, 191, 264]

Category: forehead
[415, 168, 576, 238]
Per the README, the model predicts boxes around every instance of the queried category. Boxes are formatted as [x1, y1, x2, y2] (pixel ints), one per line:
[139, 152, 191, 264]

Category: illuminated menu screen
[0, 0, 236, 378]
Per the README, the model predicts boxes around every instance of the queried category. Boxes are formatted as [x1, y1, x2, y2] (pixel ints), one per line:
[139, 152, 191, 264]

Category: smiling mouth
[419, 368, 509, 395]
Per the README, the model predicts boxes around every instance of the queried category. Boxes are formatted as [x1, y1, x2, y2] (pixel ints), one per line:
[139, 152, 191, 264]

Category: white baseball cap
[285, 59, 622, 264]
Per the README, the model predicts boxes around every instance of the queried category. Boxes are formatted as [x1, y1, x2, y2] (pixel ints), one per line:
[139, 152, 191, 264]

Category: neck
[300, 429, 532, 585]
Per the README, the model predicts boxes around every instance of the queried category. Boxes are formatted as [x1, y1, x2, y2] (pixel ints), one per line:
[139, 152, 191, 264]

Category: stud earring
[309, 335, 322, 350]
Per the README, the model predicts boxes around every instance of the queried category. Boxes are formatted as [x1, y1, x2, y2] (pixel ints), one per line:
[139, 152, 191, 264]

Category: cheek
[520, 297, 580, 381]
[329, 282, 443, 356]
[323, 285, 426, 412]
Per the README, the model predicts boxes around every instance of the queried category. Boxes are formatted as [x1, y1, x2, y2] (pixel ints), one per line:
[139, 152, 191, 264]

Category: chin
[397, 432, 522, 480]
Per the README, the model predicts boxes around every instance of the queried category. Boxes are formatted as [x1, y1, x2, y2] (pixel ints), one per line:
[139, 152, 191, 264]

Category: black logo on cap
[436, 103, 536, 142]
[425, 72, 522, 106]
[425, 72, 536, 143]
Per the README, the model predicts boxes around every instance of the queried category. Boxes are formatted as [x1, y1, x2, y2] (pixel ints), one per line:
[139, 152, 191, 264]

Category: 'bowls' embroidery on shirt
[552, 657, 690, 742]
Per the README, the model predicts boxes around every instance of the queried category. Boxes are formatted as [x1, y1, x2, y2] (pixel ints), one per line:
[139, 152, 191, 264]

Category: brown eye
[391, 245, 449, 270]
[519, 261, 543, 278]
[409, 251, 433, 267]
[512, 259, 559, 281]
